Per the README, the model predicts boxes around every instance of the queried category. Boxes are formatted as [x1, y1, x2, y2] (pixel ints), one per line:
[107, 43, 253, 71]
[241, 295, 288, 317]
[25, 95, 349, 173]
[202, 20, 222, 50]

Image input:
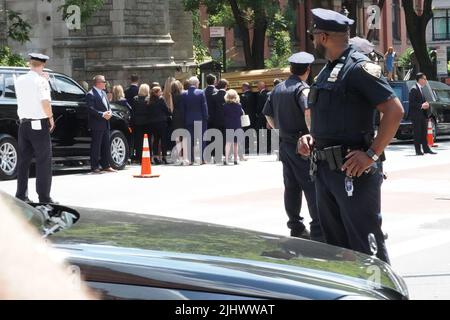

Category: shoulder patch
[362, 62, 382, 78]
[301, 88, 310, 98]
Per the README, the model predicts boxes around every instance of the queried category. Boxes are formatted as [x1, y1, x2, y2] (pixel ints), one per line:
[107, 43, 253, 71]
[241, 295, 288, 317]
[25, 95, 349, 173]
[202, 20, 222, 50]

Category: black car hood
[48, 207, 408, 299]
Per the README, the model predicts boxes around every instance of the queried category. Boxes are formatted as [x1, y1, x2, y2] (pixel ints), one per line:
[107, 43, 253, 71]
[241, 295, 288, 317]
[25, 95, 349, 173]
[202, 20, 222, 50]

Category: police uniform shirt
[262, 75, 310, 137]
[15, 71, 52, 120]
[310, 47, 396, 146]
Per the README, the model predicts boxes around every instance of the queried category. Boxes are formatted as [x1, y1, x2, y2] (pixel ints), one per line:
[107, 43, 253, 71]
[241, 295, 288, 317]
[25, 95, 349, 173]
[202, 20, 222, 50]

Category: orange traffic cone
[133, 134, 160, 178]
[427, 119, 436, 147]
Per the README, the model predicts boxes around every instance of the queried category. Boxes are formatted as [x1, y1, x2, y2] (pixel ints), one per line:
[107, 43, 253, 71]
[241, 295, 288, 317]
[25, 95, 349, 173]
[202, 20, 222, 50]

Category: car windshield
[434, 89, 450, 103]
[0, 192, 44, 229]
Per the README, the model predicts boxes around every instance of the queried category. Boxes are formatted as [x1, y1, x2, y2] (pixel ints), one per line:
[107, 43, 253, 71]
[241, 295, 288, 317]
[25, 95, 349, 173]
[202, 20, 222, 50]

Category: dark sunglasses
[308, 30, 329, 41]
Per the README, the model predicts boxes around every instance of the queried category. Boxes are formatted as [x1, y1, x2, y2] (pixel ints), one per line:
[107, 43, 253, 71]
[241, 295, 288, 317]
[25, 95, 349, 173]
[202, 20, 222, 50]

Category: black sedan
[3, 191, 409, 300]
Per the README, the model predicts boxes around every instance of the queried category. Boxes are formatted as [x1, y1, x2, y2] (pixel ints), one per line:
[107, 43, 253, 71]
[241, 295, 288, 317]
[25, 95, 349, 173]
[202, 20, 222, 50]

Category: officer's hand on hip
[48, 117, 55, 133]
[297, 134, 314, 156]
[342, 150, 373, 177]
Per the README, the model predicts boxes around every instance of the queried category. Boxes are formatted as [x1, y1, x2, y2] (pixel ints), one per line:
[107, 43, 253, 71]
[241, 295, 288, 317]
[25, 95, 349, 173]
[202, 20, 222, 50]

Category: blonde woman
[223, 89, 244, 165]
[133, 84, 151, 161]
[112, 85, 131, 111]
[163, 76, 176, 113]
[170, 80, 189, 165]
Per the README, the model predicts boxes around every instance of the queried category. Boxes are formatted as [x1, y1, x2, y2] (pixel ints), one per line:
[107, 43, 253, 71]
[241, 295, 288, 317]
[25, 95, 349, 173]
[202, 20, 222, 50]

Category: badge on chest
[327, 63, 344, 82]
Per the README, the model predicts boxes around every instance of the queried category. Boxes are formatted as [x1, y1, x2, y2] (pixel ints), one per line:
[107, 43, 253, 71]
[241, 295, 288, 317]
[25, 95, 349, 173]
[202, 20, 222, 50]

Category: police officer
[298, 8, 404, 263]
[262, 52, 322, 241]
[15, 53, 55, 203]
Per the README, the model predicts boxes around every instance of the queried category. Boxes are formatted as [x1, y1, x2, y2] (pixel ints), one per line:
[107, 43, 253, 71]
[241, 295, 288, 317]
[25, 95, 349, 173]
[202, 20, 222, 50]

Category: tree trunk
[228, 0, 253, 70]
[250, 8, 267, 69]
[402, 0, 435, 80]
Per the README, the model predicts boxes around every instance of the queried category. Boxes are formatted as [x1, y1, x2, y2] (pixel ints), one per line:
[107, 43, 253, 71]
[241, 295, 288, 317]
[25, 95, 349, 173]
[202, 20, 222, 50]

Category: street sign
[210, 26, 225, 38]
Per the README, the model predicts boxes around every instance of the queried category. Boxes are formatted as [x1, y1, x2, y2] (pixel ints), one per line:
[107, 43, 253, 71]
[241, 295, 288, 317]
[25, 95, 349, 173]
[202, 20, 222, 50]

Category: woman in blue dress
[223, 89, 244, 165]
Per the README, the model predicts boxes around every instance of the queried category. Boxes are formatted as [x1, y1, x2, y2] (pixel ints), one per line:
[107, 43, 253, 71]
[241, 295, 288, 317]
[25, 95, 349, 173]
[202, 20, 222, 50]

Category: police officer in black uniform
[15, 53, 55, 203]
[298, 9, 404, 263]
[263, 52, 322, 241]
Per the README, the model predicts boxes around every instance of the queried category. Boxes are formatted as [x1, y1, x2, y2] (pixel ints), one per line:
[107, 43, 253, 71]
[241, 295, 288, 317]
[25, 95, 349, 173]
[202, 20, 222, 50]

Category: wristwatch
[366, 148, 379, 162]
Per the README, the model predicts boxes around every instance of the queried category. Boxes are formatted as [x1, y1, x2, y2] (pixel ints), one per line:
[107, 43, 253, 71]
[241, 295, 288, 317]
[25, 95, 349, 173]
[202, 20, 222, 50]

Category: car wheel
[109, 130, 129, 170]
[0, 135, 18, 180]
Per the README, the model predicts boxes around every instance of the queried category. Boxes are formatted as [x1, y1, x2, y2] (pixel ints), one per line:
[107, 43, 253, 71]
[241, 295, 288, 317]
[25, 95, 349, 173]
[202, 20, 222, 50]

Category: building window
[432, 9, 450, 41]
[392, 0, 401, 41]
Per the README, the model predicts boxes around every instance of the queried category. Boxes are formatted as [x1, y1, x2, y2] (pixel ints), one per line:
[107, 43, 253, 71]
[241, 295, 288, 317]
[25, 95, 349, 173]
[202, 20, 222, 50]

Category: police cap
[311, 8, 354, 32]
[288, 52, 314, 65]
[28, 53, 49, 63]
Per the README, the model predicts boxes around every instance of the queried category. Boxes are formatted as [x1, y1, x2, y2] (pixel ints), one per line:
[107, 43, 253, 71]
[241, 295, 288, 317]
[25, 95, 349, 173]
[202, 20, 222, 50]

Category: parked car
[2, 191, 409, 300]
[0, 67, 132, 180]
[389, 80, 450, 140]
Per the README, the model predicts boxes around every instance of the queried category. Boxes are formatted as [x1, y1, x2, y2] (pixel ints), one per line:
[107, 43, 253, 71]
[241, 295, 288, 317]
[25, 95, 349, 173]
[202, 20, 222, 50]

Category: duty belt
[313, 145, 365, 171]
[20, 118, 44, 124]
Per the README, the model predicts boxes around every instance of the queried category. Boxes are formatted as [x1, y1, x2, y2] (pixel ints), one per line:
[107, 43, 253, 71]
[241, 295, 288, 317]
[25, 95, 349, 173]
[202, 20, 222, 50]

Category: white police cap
[288, 52, 314, 65]
[28, 53, 49, 63]
[311, 8, 354, 32]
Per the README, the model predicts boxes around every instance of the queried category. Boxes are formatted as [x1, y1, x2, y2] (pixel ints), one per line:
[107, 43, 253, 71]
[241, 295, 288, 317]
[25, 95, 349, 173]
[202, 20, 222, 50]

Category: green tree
[0, 46, 27, 66]
[56, 0, 105, 24]
[183, 0, 281, 70]
[192, 9, 211, 64]
[402, 0, 435, 80]
[265, 12, 292, 68]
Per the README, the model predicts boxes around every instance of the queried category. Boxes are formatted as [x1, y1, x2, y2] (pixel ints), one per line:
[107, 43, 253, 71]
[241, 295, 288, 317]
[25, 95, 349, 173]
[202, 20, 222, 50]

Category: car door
[51, 74, 90, 157]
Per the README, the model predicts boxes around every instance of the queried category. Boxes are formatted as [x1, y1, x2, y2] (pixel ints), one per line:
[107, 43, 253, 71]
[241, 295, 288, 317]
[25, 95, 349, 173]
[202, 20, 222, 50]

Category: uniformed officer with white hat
[15, 53, 55, 203]
[262, 52, 323, 241]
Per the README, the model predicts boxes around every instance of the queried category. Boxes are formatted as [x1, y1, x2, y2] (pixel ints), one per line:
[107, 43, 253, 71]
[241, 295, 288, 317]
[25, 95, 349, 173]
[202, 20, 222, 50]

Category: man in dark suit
[210, 79, 228, 162]
[203, 74, 217, 162]
[409, 73, 436, 155]
[256, 81, 271, 154]
[181, 76, 208, 164]
[124, 74, 139, 106]
[86, 75, 117, 173]
[204, 74, 218, 127]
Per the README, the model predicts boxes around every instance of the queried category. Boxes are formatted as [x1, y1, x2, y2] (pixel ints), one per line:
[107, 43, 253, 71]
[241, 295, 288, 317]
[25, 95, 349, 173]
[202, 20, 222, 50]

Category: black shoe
[290, 228, 311, 240]
[234, 161, 238, 165]
[424, 150, 437, 154]
[416, 152, 424, 156]
[40, 198, 59, 204]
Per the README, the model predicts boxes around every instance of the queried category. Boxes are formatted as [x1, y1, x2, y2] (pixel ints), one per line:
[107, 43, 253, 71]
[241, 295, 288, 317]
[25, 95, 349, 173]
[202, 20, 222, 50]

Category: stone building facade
[2, 0, 194, 86]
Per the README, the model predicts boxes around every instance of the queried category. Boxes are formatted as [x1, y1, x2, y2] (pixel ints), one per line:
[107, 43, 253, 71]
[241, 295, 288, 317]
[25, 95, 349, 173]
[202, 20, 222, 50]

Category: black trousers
[315, 161, 390, 264]
[90, 129, 110, 170]
[149, 122, 168, 158]
[412, 117, 431, 153]
[134, 124, 151, 161]
[16, 119, 52, 203]
[279, 141, 323, 241]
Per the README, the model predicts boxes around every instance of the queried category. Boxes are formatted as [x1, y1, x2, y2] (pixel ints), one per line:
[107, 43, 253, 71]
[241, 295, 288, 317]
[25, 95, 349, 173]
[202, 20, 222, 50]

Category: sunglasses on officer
[308, 30, 329, 41]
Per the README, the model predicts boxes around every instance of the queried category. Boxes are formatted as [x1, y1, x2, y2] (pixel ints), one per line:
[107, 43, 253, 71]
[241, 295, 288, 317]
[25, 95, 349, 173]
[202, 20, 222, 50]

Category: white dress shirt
[93, 87, 110, 110]
[15, 70, 52, 119]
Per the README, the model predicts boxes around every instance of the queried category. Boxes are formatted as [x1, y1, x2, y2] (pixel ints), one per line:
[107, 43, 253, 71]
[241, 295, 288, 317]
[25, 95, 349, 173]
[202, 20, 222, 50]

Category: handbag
[240, 113, 251, 127]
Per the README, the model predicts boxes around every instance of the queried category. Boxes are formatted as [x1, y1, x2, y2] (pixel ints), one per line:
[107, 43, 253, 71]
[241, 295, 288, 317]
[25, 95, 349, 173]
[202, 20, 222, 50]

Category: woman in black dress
[132, 84, 152, 161]
[148, 86, 171, 164]
[112, 85, 132, 111]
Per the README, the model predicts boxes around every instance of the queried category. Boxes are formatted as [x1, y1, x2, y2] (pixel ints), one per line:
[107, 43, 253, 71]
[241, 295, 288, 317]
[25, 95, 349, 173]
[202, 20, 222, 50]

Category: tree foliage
[6, 10, 32, 44]
[183, 0, 282, 70]
[265, 12, 292, 68]
[0, 46, 27, 66]
[191, 9, 212, 64]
